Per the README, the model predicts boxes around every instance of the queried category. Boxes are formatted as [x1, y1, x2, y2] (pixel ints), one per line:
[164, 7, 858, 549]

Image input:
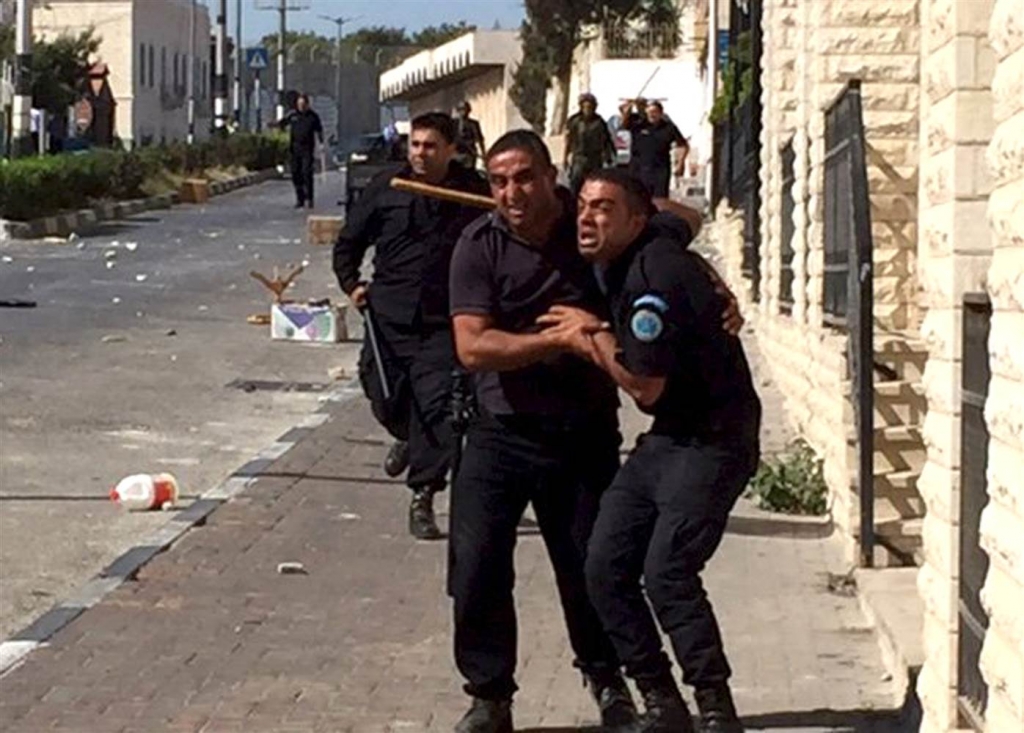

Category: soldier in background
[564, 93, 616, 195]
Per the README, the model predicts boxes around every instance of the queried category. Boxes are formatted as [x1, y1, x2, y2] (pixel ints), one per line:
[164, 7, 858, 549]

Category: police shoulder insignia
[630, 294, 668, 343]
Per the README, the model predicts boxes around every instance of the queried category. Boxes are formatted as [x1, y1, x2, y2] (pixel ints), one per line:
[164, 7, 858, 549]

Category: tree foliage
[511, 0, 683, 132]
[32, 29, 101, 114]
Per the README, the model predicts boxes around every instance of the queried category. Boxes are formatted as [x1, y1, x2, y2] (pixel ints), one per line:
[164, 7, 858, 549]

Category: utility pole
[214, 0, 228, 131]
[233, 0, 242, 127]
[11, 0, 33, 157]
[319, 14, 360, 146]
[187, 0, 196, 143]
[276, 0, 286, 121]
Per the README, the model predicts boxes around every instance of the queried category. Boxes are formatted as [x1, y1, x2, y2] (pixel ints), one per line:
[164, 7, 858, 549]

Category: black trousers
[631, 163, 671, 198]
[291, 148, 315, 204]
[358, 316, 455, 491]
[585, 434, 758, 689]
[449, 412, 622, 700]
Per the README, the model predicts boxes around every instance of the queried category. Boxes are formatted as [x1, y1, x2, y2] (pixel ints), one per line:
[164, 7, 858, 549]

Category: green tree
[511, 0, 683, 133]
[411, 22, 476, 48]
[31, 29, 101, 114]
[0, 24, 13, 64]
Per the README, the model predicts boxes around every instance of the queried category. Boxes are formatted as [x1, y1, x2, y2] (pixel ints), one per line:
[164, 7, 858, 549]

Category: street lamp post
[187, 0, 196, 143]
[320, 14, 360, 148]
[214, 0, 228, 131]
[233, 0, 242, 127]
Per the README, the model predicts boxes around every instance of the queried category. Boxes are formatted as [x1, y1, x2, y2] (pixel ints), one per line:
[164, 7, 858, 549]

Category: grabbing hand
[537, 306, 610, 358]
[349, 284, 368, 309]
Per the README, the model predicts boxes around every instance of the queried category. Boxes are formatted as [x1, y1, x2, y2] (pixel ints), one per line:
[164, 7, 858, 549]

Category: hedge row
[0, 133, 289, 221]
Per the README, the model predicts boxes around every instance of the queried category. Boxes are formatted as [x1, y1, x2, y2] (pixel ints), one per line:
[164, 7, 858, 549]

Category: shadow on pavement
[741, 706, 911, 731]
[725, 513, 833, 540]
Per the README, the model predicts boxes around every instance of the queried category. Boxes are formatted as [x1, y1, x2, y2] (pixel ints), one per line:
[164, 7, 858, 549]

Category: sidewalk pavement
[0, 346, 911, 732]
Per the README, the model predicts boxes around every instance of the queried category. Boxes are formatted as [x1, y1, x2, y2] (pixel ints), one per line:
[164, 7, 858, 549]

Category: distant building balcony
[379, 30, 522, 102]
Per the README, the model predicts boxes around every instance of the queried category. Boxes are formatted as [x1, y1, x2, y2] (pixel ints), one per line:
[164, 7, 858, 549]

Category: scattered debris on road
[328, 366, 348, 381]
[110, 473, 179, 511]
[111, 297, 122, 304]
[277, 562, 308, 575]
[0, 299, 37, 309]
[247, 314, 271, 325]
[338, 512, 361, 521]
[101, 335, 127, 343]
[135, 274, 148, 282]
[106, 262, 116, 270]
[125, 242, 139, 252]
[1, 256, 13, 263]
[198, 305, 209, 312]
[165, 329, 178, 337]
[104, 250, 117, 260]
[25, 266, 35, 273]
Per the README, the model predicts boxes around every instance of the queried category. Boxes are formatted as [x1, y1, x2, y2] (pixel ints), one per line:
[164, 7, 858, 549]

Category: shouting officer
[564, 92, 616, 194]
[448, 130, 636, 733]
[280, 94, 324, 208]
[619, 98, 688, 198]
[541, 168, 760, 732]
[333, 112, 489, 540]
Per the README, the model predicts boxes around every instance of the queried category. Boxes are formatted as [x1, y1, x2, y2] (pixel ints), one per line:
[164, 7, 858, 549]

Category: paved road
[0, 173, 360, 639]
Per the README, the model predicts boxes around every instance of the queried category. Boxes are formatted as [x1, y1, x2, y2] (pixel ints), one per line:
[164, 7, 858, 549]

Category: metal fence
[957, 294, 992, 731]
[602, 23, 681, 59]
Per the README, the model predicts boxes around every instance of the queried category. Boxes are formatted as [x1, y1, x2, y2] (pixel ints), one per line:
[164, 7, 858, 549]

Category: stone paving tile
[0, 384, 907, 732]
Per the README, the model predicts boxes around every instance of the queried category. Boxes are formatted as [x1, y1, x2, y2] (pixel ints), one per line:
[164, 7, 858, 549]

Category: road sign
[246, 48, 269, 71]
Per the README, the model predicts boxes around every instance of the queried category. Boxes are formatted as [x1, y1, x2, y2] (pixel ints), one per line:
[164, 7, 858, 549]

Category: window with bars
[779, 139, 796, 313]
[139, 43, 146, 87]
[148, 45, 154, 88]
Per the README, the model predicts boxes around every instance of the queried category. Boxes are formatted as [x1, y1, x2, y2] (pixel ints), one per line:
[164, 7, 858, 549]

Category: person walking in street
[619, 98, 689, 198]
[564, 92, 617, 195]
[454, 101, 486, 170]
[280, 94, 324, 208]
[540, 168, 760, 733]
[447, 130, 637, 733]
[333, 112, 490, 541]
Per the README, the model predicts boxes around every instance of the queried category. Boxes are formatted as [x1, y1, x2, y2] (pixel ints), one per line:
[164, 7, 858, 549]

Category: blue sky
[234, 0, 526, 46]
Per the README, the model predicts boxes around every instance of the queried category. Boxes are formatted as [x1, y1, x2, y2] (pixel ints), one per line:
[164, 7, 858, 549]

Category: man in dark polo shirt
[280, 94, 324, 208]
[447, 130, 636, 732]
[333, 112, 489, 540]
[619, 99, 688, 198]
[540, 169, 760, 732]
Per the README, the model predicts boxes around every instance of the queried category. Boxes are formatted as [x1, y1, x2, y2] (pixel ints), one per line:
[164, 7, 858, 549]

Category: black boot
[409, 488, 442, 540]
[636, 675, 695, 733]
[695, 684, 743, 733]
[384, 440, 409, 477]
[454, 697, 513, 733]
[583, 670, 638, 731]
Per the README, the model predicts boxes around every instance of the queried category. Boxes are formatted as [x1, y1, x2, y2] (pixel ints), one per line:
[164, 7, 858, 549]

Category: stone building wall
[976, 1, 1024, 730]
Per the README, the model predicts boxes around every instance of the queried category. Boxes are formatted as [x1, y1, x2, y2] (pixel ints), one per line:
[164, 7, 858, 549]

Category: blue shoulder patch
[630, 308, 664, 343]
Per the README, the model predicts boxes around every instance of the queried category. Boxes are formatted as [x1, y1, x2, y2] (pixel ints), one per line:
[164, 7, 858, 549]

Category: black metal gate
[779, 139, 796, 313]
[957, 294, 992, 731]
[823, 80, 875, 566]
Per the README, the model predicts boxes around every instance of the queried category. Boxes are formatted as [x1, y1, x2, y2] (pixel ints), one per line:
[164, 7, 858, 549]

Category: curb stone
[0, 169, 280, 242]
[0, 378, 361, 677]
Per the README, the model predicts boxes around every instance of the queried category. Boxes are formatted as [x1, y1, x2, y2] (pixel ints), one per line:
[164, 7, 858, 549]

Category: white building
[33, 0, 212, 146]
[379, 30, 526, 149]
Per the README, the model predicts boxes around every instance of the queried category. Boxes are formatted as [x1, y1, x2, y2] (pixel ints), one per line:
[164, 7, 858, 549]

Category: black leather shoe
[384, 440, 409, 477]
[294, 201, 305, 209]
[584, 670, 638, 730]
[409, 489, 442, 540]
[454, 697, 513, 733]
[636, 678, 695, 733]
[695, 685, 743, 733]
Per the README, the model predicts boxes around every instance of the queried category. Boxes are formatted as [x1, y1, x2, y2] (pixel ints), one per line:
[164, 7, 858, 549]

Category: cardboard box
[180, 179, 211, 204]
[307, 215, 343, 246]
[271, 303, 348, 343]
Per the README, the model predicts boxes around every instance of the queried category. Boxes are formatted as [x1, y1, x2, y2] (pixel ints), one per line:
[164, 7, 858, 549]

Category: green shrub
[0, 133, 289, 220]
[747, 439, 829, 516]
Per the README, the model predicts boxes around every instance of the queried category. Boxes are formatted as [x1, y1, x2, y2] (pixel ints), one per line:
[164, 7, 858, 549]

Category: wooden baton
[390, 177, 496, 210]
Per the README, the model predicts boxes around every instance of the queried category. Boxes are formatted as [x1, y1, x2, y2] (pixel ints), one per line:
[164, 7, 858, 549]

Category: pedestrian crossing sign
[246, 48, 269, 71]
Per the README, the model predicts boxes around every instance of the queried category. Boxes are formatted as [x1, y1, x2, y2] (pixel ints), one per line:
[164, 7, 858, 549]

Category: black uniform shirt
[602, 215, 760, 439]
[333, 162, 490, 326]
[449, 192, 619, 421]
[625, 116, 686, 171]
[286, 109, 323, 153]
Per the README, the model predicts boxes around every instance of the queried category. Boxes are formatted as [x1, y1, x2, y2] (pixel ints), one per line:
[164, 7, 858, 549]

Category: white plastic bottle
[110, 473, 179, 511]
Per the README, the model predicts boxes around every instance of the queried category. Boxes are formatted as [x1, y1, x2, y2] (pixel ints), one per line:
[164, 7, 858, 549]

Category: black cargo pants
[585, 432, 759, 689]
[448, 412, 623, 700]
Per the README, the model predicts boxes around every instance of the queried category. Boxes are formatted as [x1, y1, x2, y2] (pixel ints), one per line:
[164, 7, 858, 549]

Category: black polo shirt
[449, 194, 619, 421]
[333, 162, 490, 326]
[601, 216, 761, 440]
[625, 116, 686, 171]
[286, 109, 323, 153]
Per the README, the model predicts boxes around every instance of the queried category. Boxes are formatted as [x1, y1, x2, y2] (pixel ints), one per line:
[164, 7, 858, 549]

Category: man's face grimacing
[577, 180, 647, 264]
[408, 127, 455, 182]
[487, 148, 558, 234]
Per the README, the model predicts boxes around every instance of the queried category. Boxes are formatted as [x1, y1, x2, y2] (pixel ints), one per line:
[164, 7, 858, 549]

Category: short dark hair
[485, 129, 552, 168]
[411, 112, 456, 144]
[582, 168, 653, 215]
[648, 100, 664, 112]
